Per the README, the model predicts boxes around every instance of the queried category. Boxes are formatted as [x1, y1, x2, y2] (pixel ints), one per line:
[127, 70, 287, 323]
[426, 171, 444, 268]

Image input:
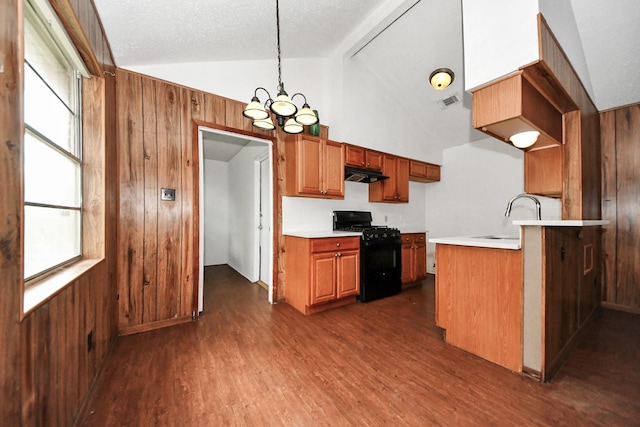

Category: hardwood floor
[81, 265, 640, 426]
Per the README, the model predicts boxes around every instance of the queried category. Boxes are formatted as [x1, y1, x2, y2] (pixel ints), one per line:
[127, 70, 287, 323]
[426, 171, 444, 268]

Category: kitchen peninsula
[431, 219, 609, 382]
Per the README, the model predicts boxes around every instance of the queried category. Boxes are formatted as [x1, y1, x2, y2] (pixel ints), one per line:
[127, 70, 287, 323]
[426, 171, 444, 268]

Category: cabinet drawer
[311, 237, 360, 253]
[402, 233, 426, 244]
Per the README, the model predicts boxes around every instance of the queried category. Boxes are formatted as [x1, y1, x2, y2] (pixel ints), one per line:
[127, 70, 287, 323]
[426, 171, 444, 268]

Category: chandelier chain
[276, 0, 282, 90]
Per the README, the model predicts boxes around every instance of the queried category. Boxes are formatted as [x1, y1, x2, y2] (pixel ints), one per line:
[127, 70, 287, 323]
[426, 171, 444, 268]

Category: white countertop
[429, 235, 521, 250]
[283, 230, 362, 238]
[513, 219, 610, 226]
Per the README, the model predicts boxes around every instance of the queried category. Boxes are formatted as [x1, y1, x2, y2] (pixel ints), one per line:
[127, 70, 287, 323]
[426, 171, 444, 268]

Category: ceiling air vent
[441, 94, 459, 107]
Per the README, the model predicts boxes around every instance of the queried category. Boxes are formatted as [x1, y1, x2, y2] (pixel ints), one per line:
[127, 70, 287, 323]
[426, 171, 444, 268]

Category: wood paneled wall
[535, 15, 602, 220]
[0, 0, 118, 425]
[116, 69, 285, 334]
[601, 104, 640, 312]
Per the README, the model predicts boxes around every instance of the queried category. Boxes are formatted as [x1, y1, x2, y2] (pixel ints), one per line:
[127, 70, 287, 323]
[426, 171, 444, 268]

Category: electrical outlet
[161, 188, 175, 201]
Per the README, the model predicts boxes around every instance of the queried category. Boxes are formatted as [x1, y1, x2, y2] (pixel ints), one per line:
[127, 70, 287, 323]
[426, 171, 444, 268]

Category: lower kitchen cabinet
[401, 233, 427, 287]
[284, 235, 360, 315]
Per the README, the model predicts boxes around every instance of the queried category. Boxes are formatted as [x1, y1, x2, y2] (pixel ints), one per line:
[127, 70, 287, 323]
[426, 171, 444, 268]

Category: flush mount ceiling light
[510, 130, 540, 149]
[429, 68, 455, 90]
[242, 0, 318, 134]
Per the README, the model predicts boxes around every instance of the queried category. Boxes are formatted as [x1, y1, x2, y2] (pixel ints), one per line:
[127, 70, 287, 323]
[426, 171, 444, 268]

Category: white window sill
[23, 258, 104, 315]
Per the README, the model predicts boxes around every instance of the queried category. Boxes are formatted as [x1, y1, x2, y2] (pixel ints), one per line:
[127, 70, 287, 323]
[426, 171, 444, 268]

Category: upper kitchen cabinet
[345, 144, 383, 170]
[285, 134, 345, 199]
[409, 160, 440, 183]
[369, 154, 409, 203]
[472, 72, 564, 152]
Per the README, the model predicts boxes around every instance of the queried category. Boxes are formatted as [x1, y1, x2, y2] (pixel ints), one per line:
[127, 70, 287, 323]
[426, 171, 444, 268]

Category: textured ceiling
[93, 0, 387, 65]
[94, 0, 640, 139]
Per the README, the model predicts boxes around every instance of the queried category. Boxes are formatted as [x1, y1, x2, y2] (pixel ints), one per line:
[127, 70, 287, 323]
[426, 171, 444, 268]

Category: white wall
[227, 143, 269, 281]
[203, 159, 229, 266]
[461, 0, 540, 91]
[423, 137, 561, 273]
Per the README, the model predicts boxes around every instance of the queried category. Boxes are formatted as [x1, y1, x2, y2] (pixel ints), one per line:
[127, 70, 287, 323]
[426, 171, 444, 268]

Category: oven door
[359, 238, 402, 302]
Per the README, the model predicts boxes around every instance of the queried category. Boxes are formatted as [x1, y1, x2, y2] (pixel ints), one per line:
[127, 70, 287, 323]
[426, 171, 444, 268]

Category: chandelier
[242, 0, 318, 134]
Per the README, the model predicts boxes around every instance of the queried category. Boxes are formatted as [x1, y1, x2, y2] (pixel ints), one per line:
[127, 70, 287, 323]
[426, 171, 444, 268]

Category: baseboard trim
[118, 315, 192, 336]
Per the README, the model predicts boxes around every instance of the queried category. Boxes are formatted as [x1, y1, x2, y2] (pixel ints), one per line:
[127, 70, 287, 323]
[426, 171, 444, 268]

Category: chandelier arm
[290, 93, 308, 105]
[255, 87, 272, 100]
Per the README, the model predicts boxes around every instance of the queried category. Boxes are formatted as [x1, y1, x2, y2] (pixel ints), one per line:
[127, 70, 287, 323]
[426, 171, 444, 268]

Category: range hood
[344, 166, 390, 183]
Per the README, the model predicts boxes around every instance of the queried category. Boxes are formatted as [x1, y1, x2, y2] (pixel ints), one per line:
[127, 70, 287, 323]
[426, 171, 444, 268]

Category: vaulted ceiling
[94, 0, 640, 158]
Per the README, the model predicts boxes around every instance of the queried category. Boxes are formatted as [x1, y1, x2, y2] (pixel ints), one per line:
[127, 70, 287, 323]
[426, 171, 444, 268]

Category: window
[23, 1, 86, 281]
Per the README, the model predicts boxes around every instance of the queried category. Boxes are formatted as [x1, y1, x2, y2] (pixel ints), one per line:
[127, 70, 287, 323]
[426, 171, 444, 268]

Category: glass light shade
[283, 118, 303, 134]
[295, 105, 318, 126]
[271, 94, 297, 117]
[429, 68, 454, 90]
[243, 98, 269, 120]
[510, 130, 540, 149]
[253, 117, 275, 131]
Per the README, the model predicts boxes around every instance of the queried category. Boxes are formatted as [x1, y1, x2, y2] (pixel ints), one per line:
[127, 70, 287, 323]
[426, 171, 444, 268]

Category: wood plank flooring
[81, 265, 640, 426]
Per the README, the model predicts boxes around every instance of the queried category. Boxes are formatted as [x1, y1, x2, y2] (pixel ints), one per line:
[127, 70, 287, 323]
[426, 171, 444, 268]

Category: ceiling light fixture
[510, 130, 540, 149]
[242, 0, 318, 134]
[429, 68, 455, 90]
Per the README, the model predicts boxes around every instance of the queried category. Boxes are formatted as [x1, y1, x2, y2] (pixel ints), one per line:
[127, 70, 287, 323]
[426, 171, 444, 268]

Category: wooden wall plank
[614, 105, 640, 309]
[203, 93, 225, 124]
[117, 69, 145, 328]
[156, 81, 183, 319]
[180, 88, 195, 317]
[142, 77, 159, 323]
[600, 110, 617, 304]
[82, 76, 106, 258]
[225, 99, 251, 131]
[0, 0, 23, 424]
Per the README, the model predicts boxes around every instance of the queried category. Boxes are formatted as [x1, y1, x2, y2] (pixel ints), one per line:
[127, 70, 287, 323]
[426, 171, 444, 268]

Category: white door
[258, 156, 271, 286]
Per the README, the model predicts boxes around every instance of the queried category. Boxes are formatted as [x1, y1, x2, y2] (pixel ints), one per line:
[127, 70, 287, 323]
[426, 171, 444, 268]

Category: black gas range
[333, 211, 402, 302]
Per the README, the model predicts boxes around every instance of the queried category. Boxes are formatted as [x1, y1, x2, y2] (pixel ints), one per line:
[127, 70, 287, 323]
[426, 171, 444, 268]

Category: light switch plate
[161, 188, 175, 201]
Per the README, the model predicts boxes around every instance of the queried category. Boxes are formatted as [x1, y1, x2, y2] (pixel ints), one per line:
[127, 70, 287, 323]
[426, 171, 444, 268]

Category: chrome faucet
[505, 193, 542, 220]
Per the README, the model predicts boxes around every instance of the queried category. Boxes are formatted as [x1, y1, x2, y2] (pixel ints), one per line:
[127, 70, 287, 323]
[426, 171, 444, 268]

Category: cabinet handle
[561, 246, 565, 261]
[335, 253, 342, 257]
[336, 242, 340, 247]
[361, 161, 365, 165]
[367, 162, 370, 166]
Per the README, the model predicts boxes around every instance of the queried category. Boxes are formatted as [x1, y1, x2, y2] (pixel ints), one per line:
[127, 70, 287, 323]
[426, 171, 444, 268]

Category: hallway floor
[80, 265, 640, 426]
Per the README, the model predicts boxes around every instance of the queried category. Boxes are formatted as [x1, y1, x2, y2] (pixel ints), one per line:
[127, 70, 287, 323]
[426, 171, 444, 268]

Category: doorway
[197, 126, 274, 312]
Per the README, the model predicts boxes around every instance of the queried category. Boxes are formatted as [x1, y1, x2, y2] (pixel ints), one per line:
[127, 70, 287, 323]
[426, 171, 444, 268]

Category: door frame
[192, 120, 279, 312]
[255, 152, 272, 294]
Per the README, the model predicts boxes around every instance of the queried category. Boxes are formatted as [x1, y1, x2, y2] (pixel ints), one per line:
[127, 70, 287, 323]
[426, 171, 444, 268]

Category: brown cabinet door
[401, 240, 414, 284]
[323, 140, 345, 197]
[426, 164, 441, 181]
[336, 250, 360, 298]
[310, 253, 337, 305]
[396, 157, 409, 202]
[381, 155, 399, 201]
[297, 137, 323, 196]
[345, 144, 366, 167]
[366, 150, 383, 170]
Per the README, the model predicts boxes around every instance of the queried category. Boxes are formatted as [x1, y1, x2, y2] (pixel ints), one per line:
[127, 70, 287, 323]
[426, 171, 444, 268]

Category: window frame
[23, 1, 85, 283]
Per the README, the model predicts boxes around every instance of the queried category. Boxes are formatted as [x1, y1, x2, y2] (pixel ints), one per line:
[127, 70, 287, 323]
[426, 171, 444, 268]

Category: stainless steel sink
[472, 235, 520, 240]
